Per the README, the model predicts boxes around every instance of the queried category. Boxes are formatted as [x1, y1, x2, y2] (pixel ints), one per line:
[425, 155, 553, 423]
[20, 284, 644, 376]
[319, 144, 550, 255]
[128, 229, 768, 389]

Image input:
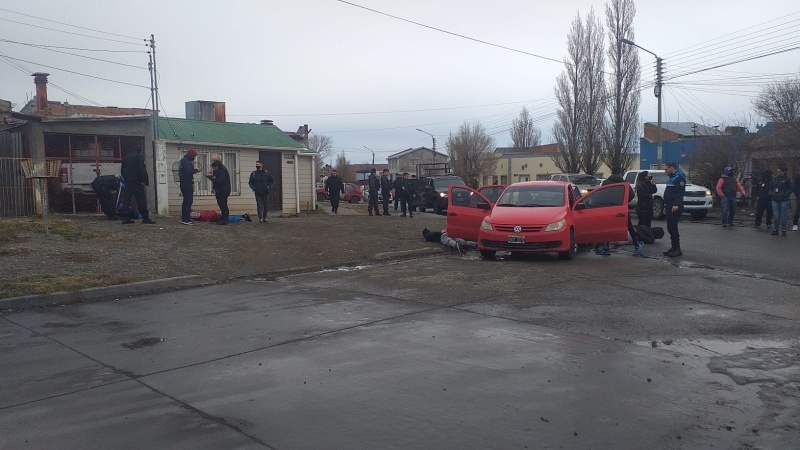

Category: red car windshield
[496, 185, 565, 207]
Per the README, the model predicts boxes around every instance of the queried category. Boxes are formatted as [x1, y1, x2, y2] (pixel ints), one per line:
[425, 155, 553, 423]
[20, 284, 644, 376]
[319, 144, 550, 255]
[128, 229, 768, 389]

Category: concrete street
[2, 219, 799, 449]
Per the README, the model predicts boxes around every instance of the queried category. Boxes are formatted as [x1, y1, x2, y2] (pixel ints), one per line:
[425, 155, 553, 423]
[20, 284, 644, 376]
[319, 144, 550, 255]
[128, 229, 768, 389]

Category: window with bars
[180, 147, 240, 195]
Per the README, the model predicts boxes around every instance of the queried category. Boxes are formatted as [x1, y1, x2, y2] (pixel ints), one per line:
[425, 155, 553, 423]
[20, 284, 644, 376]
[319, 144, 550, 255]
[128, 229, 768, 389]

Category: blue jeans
[721, 197, 736, 225]
[772, 200, 789, 232]
[180, 182, 194, 222]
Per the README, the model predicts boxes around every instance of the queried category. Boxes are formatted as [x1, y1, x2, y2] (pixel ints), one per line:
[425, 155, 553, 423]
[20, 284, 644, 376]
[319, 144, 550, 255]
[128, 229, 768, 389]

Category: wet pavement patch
[121, 337, 166, 350]
[42, 322, 81, 328]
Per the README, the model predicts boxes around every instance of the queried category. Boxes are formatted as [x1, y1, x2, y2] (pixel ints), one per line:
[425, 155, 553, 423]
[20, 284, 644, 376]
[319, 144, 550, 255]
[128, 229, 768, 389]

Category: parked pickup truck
[316, 182, 363, 203]
[623, 169, 713, 220]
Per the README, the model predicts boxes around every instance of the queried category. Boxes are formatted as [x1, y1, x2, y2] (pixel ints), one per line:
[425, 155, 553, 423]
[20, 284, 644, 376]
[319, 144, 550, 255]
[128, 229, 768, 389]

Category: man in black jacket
[91, 174, 121, 220]
[380, 169, 392, 216]
[399, 172, 414, 218]
[119, 148, 155, 225]
[753, 169, 773, 229]
[663, 162, 686, 256]
[178, 149, 201, 225]
[367, 168, 381, 216]
[325, 170, 345, 214]
[249, 161, 275, 223]
[208, 160, 231, 225]
[393, 174, 402, 211]
[770, 167, 793, 235]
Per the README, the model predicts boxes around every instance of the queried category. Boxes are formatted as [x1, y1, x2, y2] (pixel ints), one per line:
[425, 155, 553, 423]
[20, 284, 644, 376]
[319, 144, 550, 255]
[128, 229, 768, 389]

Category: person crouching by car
[249, 160, 274, 223]
[207, 160, 231, 225]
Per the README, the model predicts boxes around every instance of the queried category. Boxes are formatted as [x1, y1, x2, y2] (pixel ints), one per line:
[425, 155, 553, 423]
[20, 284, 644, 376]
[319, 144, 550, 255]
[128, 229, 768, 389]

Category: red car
[446, 181, 631, 260]
[316, 183, 364, 203]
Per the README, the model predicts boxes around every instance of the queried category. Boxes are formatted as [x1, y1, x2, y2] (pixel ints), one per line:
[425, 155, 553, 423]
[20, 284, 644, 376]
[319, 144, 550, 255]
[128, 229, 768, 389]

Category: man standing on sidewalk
[325, 170, 345, 214]
[753, 169, 773, 229]
[663, 162, 686, 257]
[367, 168, 381, 216]
[716, 167, 746, 227]
[178, 149, 201, 225]
[770, 167, 793, 235]
[249, 161, 274, 223]
[380, 169, 392, 216]
[208, 160, 231, 225]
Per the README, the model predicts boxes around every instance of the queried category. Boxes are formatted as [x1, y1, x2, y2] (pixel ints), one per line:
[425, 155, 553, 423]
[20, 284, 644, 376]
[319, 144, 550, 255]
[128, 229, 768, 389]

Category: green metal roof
[157, 117, 309, 151]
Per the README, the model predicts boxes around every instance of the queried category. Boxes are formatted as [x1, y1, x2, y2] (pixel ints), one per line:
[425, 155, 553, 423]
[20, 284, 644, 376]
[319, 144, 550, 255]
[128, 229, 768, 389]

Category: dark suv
[423, 175, 466, 214]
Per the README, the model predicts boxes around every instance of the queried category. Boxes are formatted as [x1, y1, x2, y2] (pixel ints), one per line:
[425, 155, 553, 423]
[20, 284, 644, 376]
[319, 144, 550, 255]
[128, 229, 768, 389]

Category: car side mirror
[477, 202, 491, 210]
[575, 202, 587, 210]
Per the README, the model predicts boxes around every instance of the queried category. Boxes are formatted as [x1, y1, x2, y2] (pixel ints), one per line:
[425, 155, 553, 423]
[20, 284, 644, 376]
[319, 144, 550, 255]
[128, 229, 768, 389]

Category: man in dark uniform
[753, 169, 772, 229]
[399, 172, 414, 218]
[120, 148, 155, 225]
[91, 174, 121, 220]
[208, 160, 231, 225]
[663, 162, 686, 257]
[367, 168, 381, 216]
[393, 174, 402, 211]
[325, 170, 345, 214]
[380, 169, 392, 216]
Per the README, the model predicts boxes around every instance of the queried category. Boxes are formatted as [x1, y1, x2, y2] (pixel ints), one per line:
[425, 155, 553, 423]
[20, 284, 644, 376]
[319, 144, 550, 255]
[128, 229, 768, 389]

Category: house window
[500, 175, 508, 185]
[180, 147, 240, 196]
[493, 176, 499, 185]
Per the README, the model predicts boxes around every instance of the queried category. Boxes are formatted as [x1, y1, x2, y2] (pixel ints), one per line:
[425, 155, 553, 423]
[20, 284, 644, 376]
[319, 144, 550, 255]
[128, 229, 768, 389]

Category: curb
[1, 275, 208, 311]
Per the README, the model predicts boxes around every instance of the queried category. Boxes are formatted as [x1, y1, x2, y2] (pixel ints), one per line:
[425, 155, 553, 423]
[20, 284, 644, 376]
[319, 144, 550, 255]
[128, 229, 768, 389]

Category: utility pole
[364, 146, 374, 165]
[416, 128, 436, 165]
[148, 34, 160, 208]
[621, 38, 663, 169]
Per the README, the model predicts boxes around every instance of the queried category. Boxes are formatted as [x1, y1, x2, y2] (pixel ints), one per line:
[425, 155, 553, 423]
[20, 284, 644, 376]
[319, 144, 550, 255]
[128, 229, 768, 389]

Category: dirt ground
[0, 202, 447, 299]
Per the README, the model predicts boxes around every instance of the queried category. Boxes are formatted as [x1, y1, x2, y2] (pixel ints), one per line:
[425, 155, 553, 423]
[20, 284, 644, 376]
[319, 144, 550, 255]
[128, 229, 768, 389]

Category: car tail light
[60, 167, 68, 183]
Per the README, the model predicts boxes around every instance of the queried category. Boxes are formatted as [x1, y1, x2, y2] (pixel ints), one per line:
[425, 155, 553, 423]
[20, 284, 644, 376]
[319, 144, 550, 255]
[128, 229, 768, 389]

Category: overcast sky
[2, 0, 799, 164]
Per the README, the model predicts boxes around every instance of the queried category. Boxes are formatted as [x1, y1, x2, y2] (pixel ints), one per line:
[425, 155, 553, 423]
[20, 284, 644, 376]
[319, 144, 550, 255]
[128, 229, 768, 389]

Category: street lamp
[620, 38, 663, 169]
[416, 128, 437, 164]
[363, 146, 375, 165]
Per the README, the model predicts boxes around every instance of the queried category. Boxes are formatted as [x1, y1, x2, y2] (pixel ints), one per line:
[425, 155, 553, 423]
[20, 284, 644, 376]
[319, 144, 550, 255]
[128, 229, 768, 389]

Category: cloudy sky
[2, 0, 799, 164]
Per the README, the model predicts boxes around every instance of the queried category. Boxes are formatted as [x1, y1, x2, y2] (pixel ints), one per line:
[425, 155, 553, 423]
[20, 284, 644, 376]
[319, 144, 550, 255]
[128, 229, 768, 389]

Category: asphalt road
[1, 219, 799, 449]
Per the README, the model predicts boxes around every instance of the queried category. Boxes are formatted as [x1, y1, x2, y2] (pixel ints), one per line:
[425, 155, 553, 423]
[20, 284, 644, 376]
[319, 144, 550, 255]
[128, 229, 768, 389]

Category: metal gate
[0, 132, 35, 217]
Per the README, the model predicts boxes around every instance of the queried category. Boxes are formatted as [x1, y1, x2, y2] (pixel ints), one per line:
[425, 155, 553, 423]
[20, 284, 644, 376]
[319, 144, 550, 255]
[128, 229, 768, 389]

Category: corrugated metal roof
[387, 146, 448, 159]
[645, 122, 723, 137]
[157, 117, 308, 150]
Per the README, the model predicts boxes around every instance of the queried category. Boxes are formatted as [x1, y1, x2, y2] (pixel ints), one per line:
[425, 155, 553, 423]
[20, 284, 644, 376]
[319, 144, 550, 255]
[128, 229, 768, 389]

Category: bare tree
[683, 122, 754, 192]
[752, 76, 800, 123]
[603, 0, 640, 172]
[334, 151, 354, 182]
[510, 107, 541, 150]
[552, 13, 586, 173]
[309, 134, 334, 172]
[446, 122, 497, 185]
[579, 8, 606, 175]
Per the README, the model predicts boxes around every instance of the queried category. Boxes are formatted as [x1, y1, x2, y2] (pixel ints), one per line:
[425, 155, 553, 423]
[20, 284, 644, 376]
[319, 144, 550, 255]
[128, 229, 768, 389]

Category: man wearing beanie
[178, 149, 202, 225]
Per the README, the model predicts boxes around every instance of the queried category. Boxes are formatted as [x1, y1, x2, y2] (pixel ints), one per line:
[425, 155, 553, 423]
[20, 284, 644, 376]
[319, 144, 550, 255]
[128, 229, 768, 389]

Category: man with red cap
[178, 149, 202, 225]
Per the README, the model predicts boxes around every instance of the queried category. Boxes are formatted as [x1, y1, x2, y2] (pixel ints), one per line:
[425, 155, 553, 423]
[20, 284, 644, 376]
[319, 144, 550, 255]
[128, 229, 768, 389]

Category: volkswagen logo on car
[513, 226, 521, 233]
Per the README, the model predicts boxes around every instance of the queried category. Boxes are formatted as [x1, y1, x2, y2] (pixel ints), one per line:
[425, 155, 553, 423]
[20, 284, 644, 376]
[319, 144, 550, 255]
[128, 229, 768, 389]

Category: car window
[496, 185, 565, 207]
[624, 173, 637, 184]
[346, 184, 354, 191]
[450, 187, 484, 208]
[568, 188, 576, 208]
[434, 178, 466, 190]
[579, 185, 625, 208]
[651, 173, 670, 184]
[478, 186, 505, 203]
[568, 175, 599, 185]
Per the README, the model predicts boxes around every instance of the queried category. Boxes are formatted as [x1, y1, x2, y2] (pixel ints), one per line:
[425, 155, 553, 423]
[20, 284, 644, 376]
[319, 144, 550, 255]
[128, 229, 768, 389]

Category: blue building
[639, 122, 723, 169]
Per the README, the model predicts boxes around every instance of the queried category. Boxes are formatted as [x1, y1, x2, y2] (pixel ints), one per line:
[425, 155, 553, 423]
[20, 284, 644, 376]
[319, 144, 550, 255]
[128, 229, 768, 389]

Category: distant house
[488, 144, 615, 186]
[157, 113, 316, 216]
[387, 147, 448, 176]
[640, 122, 723, 169]
[746, 122, 800, 177]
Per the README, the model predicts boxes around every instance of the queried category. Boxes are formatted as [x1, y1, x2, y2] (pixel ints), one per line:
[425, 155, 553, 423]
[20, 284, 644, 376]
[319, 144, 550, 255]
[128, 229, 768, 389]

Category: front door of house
[258, 151, 282, 212]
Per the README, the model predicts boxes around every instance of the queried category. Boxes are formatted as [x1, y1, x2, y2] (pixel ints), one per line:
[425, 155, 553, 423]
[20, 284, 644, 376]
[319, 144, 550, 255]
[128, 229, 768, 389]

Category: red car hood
[488, 205, 567, 226]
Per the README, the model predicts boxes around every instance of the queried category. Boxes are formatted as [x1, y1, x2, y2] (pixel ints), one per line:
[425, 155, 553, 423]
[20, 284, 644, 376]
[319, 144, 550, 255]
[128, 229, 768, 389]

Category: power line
[337, 0, 563, 64]
[0, 37, 146, 53]
[0, 53, 103, 106]
[0, 7, 142, 41]
[0, 17, 143, 46]
[667, 43, 800, 80]
[0, 38, 147, 70]
[0, 53, 149, 88]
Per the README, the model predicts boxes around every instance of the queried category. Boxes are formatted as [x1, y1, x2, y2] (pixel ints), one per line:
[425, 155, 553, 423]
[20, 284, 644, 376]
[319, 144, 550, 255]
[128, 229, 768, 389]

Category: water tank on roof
[185, 101, 226, 122]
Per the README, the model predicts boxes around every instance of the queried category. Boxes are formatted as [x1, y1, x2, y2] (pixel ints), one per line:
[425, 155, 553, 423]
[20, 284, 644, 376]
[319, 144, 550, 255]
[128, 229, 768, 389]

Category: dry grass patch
[0, 274, 139, 299]
[0, 247, 32, 257]
[0, 217, 109, 241]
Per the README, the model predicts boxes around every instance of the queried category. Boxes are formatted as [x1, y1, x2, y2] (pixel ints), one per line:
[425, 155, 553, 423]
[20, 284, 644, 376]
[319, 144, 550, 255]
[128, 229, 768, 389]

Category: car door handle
[616, 213, 625, 217]
[448, 212, 457, 216]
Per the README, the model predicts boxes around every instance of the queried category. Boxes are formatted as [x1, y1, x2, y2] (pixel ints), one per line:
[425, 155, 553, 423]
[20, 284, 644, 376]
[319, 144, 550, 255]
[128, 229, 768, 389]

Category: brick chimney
[32, 72, 50, 112]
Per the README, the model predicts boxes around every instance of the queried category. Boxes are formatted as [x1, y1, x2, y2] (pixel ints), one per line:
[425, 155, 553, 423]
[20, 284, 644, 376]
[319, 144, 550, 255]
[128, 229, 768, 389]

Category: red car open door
[447, 186, 491, 241]
[572, 183, 630, 244]
[477, 185, 507, 205]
